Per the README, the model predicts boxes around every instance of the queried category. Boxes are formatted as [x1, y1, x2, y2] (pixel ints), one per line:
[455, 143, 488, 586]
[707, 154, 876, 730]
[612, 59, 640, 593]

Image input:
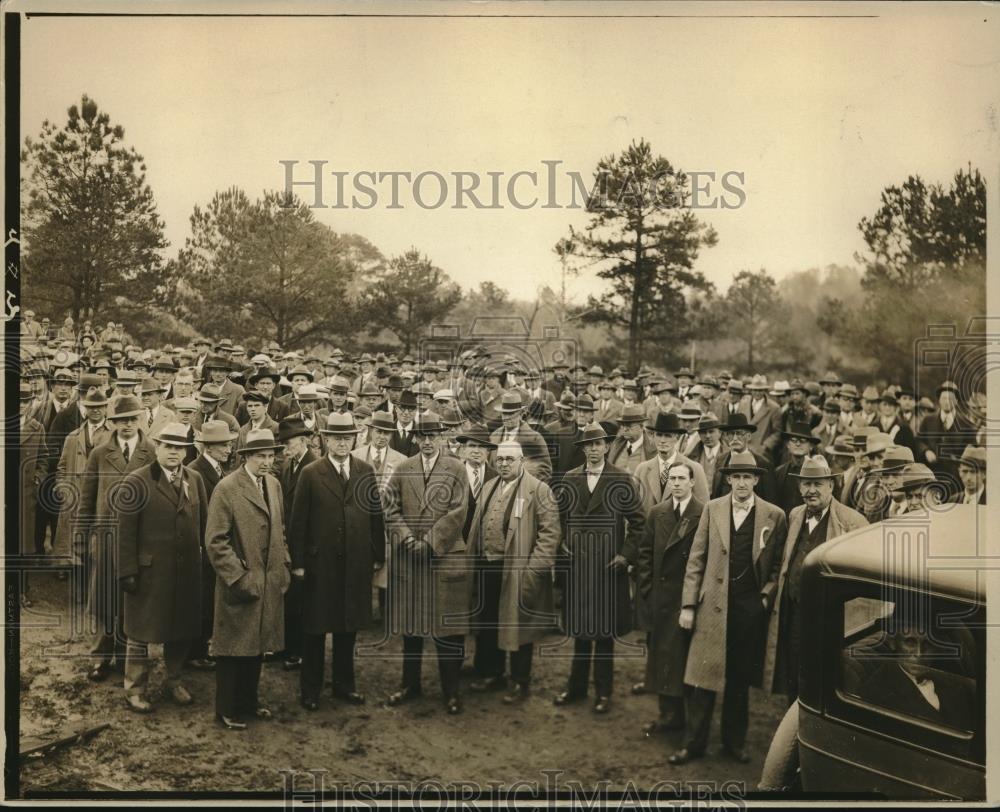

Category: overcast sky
[18, 1, 999, 303]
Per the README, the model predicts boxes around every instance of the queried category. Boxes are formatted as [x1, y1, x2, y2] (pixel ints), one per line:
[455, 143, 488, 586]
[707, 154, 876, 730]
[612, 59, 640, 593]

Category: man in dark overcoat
[117, 423, 209, 713]
[382, 412, 471, 714]
[553, 423, 645, 714]
[288, 413, 385, 710]
[636, 461, 704, 735]
[79, 395, 156, 681]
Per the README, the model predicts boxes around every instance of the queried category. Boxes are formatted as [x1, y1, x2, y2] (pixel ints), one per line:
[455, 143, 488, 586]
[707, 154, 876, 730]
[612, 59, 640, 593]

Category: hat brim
[574, 435, 609, 446]
[155, 437, 195, 447]
[109, 409, 145, 420]
[789, 470, 837, 480]
[318, 427, 364, 435]
[719, 464, 766, 476]
[197, 432, 239, 443]
[278, 430, 314, 441]
[237, 442, 286, 453]
[781, 431, 817, 442]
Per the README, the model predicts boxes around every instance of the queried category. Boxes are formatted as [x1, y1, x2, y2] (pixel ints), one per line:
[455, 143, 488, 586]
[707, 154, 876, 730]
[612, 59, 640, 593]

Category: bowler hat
[650, 412, 686, 435]
[719, 450, 766, 476]
[196, 420, 238, 444]
[237, 428, 285, 454]
[107, 395, 144, 420]
[154, 422, 195, 446]
[789, 455, 836, 480]
[277, 416, 313, 442]
[574, 423, 609, 445]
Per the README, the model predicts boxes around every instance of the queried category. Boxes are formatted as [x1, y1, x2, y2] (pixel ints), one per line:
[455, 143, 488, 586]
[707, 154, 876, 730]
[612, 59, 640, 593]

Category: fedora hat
[154, 422, 195, 446]
[413, 412, 445, 435]
[789, 455, 837, 480]
[249, 366, 282, 385]
[862, 432, 894, 457]
[242, 390, 269, 404]
[214, 338, 234, 352]
[202, 355, 231, 370]
[677, 404, 703, 421]
[286, 364, 314, 381]
[895, 463, 937, 492]
[879, 387, 898, 406]
[936, 380, 961, 395]
[398, 390, 418, 409]
[819, 371, 841, 385]
[719, 450, 766, 476]
[587, 365, 604, 377]
[871, 445, 914, 473]
[457, 423, 498, 448]
[51, 367, 77, 385]
[107, 395, 144, 420]
[557, 391, 577, 409]
[721, 412, 757, 433]
[19, 382, 35, 401]
[769, 380, 791, 397]
[822, 400, 842, 414]
[861, 385, 880, 401]
[115, 369, 140, 386]
[237, 428, 285, 454]
[787, 378, 807, 393]
[574, 394, 596, 412]
[153, 354, 178, 372]
[619, 404, 647, 424]
[368, 410, 397, 433]
[950, 445, 986, 470]
[76, 373, 104, 392]
[651, 412, 687, 434]
[328, 376, 351, 395]
[838, 384, 860, 400]
[197, 383, 225, 402]
[277, 416, 314, 442]
[621, 379, 639, 391]
[574, 422, 609, 445]
[826, 434, 857, 457]
[319, 412, 363, 435]
[726, 379, 744, 395]
[499, 391, 525, 413]
[138, 378, 166, 395]
[438, 406, 463, 426]
[675, 366, 695, 380]
[295, 383, 322, 402]
[81, 390, 109, 408]
[747, 374, 769, 391]
[196, 420, 238, 444]
[360, 381, 382, 398]
[781, 421, 816, 442]
[172, 396, 199, 413]
[697, 415, 722, 432]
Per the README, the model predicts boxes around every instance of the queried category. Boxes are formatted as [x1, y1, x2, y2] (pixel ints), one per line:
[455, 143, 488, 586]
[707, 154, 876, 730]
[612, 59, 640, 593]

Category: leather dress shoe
[668, 748, 703, 765]
[216, 714, 247, 730]
[254, 706, 273, 720]
[593, 696, 612, 714]
[386, 686, 421, 706]
[125, 694, 153, 714]
[502, 684, 530, 704]
[301, 698, 319, 711]
[445, 696, 463, 715]
[553, 690, 585, 706]
[631, 681, 647, 695]
[469, 675, 507, 693]
[643, 717, 685, 735]
[188, 658, 216, 671]
[334, 690, 366, 705]
[283, 656, 302, 671]
[87, 663, 111, 682]
[724, 746, 751, 763]
[168, 684, 193, 706]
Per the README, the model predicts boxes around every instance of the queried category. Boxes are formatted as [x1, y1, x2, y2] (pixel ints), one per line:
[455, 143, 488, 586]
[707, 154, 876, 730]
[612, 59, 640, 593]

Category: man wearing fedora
[32, 367, 77, 559]
[194, 382, 241, 437]
[688, 415, 728, 489]
[950, 445, 987, 505]
[740, 376, 782, 462]
[54, 389, 110, 592]
[595, 381, 624, 423]
[554, 423, 645, 714]
[465, 440, 560, 704]
[204, 427, 291, 730]
[875, 388, 916, 453]
[288, 413, 385, 710]
[712, 414, 776, 503]
[18, 383, 48, 607]
[236, 391, 279, 452]
[477, 367, 507, 424]
[811, 400, 843, 459]
[546, 394, 594, 489]
[203, 355, 246, 418]
[671, 451, 787, 766]
[186, 419, 239, 671]
[236, 367, 289, 424]
[916, 381, 974, 498]
[677, 403, 704, 459]
[79, 394, 156, 681]
[636, 460, 704, 737]
[762, 455, 866, 705]
[773, 422, 821, 514]
[116, 423, 210, 713]
[383, 412, 471, 715]
[863, 445, 915, 521]
[389, 390, 420, 457]
[138, 378, 175, 440]
[634, 413, 710, 516]
[607, 404, 657, 476]
[489, 392, 552, 483]
[712, 380, 745, 424]
[842, 432, 892, 511]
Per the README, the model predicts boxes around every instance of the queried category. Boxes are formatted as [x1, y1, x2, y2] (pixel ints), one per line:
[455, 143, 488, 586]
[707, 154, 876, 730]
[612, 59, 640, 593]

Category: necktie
[373, 449, 383, 470]
[659, 464, 669, 490]
[123, 443, 131, 463]
[339, 462, 348, 482]
[674, 503, 681, 522]
[172, 471, 183, 496]
[147, 409, 154, 428]
[472, 465, 481, 497]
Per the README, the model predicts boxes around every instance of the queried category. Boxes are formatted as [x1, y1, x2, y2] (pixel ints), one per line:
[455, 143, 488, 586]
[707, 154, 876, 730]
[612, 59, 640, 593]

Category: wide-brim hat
[197, 384, 225, 402]
[413, 412, 445, 435]
[368, 410, 397, 432]
[619, 404, 647, 424]
[781, 422, 816, 442]
[249, 367, 282, 385]
[237, 428, 285, 454]
[202, 355, 231, 370]
[721, 413, 757, 433]
[697, 415, 722, 432]
[153, 355, 178, 372]
[138, 378, 166, 395]
[936, 380, 961, 396]
[295, 383, 322, 402]
[574, 423, 609, 445]
[789, 455, 837, 480]
[719, 450, 766, 476]
[895, 463, 937, 491]
[574, 394, 596, 412]
[319, 412, 363, 435]
[76, 373, 104, 392]
[154, 422, 195, 446]
[948, 445, 986, 470]
[871, 446, 915, 473]
[499, 391, 525, 413]
[650, 412, 687, 434]
[819, 372, 842, 386]
[196, 420, 239, 444]
[277, 416, 314, 442]
[107, 395, 144, 420]
[81, 390, 109, 407]
[838, 384, 860, 400]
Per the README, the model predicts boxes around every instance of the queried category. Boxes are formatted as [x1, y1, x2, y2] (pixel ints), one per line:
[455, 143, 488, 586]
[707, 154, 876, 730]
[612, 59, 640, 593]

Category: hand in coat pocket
[227, 570, 261, 604]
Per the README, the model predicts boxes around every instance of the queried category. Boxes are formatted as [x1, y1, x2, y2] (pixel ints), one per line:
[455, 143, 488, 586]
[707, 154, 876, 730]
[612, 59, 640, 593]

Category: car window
[838, 593, 980, 741]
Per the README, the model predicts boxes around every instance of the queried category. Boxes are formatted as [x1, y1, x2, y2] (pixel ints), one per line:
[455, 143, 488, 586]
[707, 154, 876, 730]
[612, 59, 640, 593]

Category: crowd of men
[16, 319, 988, 758]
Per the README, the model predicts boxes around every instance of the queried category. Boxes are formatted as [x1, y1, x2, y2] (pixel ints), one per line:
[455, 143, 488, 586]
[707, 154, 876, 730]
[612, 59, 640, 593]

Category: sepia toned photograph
[3, 0, 996, 805]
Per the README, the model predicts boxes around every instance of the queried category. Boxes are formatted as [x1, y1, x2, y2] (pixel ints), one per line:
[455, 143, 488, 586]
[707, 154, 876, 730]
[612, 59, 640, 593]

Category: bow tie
[806, 507, 824, 520]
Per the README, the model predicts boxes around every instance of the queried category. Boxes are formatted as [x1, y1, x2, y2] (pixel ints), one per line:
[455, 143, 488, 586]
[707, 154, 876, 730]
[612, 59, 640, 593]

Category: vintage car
[760, 505, 986, 800]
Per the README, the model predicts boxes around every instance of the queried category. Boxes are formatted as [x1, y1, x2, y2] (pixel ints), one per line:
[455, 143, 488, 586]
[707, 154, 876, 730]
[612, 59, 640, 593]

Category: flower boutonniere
[759, 526, 772, 550]
[182, 480, 190, 502]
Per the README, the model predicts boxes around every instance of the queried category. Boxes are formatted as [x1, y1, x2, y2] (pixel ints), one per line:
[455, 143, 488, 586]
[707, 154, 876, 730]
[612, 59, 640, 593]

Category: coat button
[715, 606, 722, 612]
[717, 576, 723, 583]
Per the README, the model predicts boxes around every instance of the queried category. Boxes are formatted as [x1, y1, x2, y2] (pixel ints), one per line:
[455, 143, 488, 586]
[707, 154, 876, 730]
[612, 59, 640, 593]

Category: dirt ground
[15, 571, 787, 798]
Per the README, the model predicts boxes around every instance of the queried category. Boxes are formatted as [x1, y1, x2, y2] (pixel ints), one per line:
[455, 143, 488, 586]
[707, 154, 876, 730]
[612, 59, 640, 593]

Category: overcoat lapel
[240, 467, 270, 515]
[319, 457, 347, 500]
[715, 496, 732, 554]
[586, 470, 608, 513]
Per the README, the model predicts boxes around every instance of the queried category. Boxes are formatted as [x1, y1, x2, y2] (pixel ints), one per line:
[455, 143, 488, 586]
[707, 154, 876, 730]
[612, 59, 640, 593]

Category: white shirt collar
[422, 452, 439, 472]
[673, 494, 692, 515]
[586, 460, 605, 476]
[204, 454, 223, 475]
[328, 454, 350, 474]
[732, 493, 755, 513]
[121, 434, 138, 453]
[659, 451, 677, 472]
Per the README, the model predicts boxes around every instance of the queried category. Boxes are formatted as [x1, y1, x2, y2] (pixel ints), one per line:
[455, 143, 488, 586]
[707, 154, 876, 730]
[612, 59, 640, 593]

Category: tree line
[21, 96, 985, 387]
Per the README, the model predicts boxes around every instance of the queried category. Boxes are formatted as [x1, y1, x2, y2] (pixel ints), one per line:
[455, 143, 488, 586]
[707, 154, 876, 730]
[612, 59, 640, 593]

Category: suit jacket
[682, 494, 788, 692]
[188, 454, 225, 502]
[288, 456, 384, 633]
[352, 443, 407, 589]
[382, 453, 470, 637]
[145, 405, 177, 441]
[762, 499, 867, 693]
[389, 424, 419, 458]
[235, 397, 290, 426]
[713, 399, 744, 424]
[637, 496, 704, 696]
[740, 397, 782, 460]
[607, 432, 657, 475]
[712, 448, 776, 504]
[117, 461, 209, 643]
[460, 460, 498, 541]
[19, 417, 47, 555]
[595, 397, 625, 422]
[489, 424, 552, 482]
[634, 454, 710, 516]
[688, 441, 729, 490]
[466, 471, 560, 649]
[279, 448, 319, 520]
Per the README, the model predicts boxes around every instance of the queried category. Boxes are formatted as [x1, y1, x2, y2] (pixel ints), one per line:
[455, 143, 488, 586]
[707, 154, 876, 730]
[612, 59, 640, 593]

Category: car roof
[808, 504, 987, 603]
